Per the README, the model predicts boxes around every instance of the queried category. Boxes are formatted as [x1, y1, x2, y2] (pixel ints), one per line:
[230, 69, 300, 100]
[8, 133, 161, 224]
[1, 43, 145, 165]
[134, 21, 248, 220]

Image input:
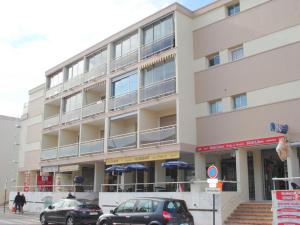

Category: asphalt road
[0, 208, 40, 225]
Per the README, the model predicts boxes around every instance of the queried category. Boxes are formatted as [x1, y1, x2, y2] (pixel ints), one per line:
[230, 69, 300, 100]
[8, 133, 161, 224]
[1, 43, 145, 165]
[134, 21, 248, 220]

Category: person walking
[20, 193, 26, 213]
[13, 192, 22, 213]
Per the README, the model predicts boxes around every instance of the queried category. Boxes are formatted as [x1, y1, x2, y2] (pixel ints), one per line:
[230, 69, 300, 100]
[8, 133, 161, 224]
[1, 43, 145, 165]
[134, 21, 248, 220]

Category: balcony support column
[94, 161, 105, 192]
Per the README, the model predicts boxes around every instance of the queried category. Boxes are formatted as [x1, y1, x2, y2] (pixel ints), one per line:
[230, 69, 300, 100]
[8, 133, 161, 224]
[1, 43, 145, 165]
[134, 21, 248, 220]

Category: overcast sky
[0, 0, 214, 118]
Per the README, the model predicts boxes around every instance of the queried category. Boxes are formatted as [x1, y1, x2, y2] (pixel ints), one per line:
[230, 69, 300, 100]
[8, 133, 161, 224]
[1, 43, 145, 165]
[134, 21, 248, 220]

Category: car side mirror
[110, 209, 115, 214]
[48, 205, 54, 209]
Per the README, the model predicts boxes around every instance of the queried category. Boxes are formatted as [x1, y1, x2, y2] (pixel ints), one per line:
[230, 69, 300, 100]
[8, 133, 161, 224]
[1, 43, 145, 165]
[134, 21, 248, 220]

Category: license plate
[89, 212, 98, 215]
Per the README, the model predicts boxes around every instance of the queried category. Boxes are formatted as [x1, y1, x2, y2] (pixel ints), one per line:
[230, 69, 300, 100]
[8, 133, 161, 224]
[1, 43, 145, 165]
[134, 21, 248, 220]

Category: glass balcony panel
[45, 84, 63, 98]
[108, 133, 137, 151]
[140, 125, 177, 146]
[109, 91, 137, 111]
[40, 147, 58, 160]
[140, 77, 176, 102]
[82, 101, 105, 118]
[111, 50, 138, 72]
[63, 74, 83, 91]
[141, 33, 175, 59]
[84, 63, 107, 82]
[43, 115, 60, 128]
[58, 143, 79, 158]
[80, 139, 104, 155]
[61, 108, 81, 123]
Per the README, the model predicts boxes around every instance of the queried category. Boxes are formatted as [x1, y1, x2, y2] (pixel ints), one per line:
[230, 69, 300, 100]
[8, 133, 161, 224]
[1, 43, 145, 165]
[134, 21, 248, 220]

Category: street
[0, 208, 40, 225]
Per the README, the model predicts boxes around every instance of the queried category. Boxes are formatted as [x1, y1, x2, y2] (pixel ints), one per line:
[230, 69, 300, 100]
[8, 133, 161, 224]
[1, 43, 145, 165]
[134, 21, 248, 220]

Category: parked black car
[97, 197, 194, 225]
[40, 198, 102, 225]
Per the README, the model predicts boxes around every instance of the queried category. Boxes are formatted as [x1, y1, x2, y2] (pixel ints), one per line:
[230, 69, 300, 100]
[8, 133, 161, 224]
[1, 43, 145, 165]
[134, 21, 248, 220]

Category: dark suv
[97, 197, 194, 225]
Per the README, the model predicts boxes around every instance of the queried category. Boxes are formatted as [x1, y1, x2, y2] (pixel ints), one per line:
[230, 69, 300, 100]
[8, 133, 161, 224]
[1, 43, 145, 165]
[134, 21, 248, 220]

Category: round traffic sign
[207, 165, 218, 179]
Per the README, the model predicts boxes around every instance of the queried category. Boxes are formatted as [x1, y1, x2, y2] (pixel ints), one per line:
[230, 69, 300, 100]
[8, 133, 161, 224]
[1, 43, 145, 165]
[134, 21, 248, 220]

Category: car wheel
[100, 220, 110, 225]
[40, 214, 48, 225]
[66, 216, 75, 225]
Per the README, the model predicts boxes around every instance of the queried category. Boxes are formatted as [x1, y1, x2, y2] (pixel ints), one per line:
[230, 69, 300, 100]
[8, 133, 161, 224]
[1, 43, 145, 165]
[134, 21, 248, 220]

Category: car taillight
[162, 210, 172, 221]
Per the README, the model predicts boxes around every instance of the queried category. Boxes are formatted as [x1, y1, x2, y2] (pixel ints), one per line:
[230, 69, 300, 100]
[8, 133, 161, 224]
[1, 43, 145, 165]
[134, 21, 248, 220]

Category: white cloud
[0, 0, 200, 117]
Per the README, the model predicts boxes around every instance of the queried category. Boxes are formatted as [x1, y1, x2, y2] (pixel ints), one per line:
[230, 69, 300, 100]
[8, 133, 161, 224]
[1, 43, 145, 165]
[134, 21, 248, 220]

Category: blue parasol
[125, 164, 148, 191]
[105, 165, 127, 191]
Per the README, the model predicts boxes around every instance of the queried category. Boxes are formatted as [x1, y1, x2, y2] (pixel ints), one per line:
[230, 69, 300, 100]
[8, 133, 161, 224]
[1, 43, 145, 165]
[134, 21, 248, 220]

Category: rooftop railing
[140, 77, 176, 102]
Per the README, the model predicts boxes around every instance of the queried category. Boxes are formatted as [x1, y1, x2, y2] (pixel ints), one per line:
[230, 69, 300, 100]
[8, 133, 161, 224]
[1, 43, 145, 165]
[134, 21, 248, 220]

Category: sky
[0, 0, 214, 118]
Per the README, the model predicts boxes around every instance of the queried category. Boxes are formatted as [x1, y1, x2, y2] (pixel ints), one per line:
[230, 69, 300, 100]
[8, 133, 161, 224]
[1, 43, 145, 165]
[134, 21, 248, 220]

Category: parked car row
[40, 196, 194, 225]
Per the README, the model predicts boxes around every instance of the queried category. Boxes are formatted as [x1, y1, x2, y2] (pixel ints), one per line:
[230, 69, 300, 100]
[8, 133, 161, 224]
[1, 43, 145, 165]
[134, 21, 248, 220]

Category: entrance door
[262, 149, 288, 200]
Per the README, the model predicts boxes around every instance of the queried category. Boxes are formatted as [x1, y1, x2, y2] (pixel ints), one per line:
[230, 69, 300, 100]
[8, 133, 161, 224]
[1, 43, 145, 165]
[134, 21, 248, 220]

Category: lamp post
[3, 178, 8, 213]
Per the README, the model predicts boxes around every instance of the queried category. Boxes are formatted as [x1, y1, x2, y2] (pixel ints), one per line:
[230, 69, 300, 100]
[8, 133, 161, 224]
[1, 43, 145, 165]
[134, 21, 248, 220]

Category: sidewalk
[0, 206, 39, 216]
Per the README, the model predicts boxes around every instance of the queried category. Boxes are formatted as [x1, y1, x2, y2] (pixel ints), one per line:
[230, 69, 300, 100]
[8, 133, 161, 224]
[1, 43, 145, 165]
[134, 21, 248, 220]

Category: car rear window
[164, 200, 188, 213]
[76, 199, 100, 209]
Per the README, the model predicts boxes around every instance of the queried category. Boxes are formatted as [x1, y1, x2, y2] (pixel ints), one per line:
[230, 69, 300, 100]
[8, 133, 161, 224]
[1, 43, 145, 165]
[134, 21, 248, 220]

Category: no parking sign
[207, 165, 219, 189]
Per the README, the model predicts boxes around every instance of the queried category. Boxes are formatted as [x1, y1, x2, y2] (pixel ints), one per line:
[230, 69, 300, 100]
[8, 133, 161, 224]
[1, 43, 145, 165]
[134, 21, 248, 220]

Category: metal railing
[80, 139, 104, 155]
[84, 63, 107, 82]
[45, 84, 63, 98]
[58, 143, 79, 158]
[141, 33, 175, 59]
[11, 184, 94, 192]
[43, 115, 60, 129]
[109, 91, 137, 111]
[110, 49, 138, 71]
[63, 74, 83, 91]
[107, 132, 137, 151]
[272, 177, 300, 190]
[40, 147, 58, 160]
[139, 125, 176, 147]
[140, 77, 176, 102]
[82, 101, 105, 118]
[61, 108, 81, 123]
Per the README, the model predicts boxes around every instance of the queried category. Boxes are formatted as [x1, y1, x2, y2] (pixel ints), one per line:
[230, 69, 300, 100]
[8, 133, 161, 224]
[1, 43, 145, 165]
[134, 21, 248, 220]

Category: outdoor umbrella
[125, 163, 148, 191]
[105, 165, 126, 192]
[162, 160, 194, 191]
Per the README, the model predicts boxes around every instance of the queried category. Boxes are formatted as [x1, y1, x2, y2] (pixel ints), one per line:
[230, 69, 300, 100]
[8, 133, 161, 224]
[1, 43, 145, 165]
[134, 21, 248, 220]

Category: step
[225, 219, 272, 225]
[235, 208, 272, 213]
[228, 216, 272, 220]
[229, 212, 272, 217]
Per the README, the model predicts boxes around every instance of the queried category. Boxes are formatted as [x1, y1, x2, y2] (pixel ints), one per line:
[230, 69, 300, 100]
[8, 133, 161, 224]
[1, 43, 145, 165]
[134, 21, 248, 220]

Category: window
[231, 47, 244, 61]
[228, 3, 240, 16]
[87, 49, 107, 71]
[233, 94, 247, 109]
[164, 200, 188, 213]
[208, 53, 220, 67]
[67, 60, 84, 80]
[112, 71, 138, 97]
[143, 15, 174, 45]
[135, 200, 156, 213]
[64, 92, 82, 113]
[115, 200, 136, 213]
[52, 200, 64, 209]
[48, 71, 63, 88]
[210, 100, 223, 114]
[143, 59, 175, 86]
[114, 33, 138, 58]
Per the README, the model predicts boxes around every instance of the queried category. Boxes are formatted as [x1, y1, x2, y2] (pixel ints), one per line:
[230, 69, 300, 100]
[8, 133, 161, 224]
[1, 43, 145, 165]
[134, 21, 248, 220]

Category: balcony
[83, 63, 107, 83]
[108, 132, 137, 151]
[111, 50, 138, 72]
[43, 115, 60, 129]
[45, 84, 63, 98]
[61, 108, 81, 123]
[109, 91, 137, 111]
[40, 147, 58, 160]
[82, 101, 105, 118]
[141, 33, 175, 59]
[63, 75, 83, 91]
[140, 77, 176, 102]
[80, 139, 104, 155]
[139, 125, 177, 147]
[58, 143, 79, 158]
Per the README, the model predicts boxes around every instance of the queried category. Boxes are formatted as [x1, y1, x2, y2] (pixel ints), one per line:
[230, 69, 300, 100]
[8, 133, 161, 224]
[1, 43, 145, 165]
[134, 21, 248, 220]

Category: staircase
[224, 201, 272, 225]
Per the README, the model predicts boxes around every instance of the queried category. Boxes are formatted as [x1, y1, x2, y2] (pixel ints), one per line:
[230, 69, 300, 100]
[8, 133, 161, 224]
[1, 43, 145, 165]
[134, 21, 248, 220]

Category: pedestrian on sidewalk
[20, 194, 26, 213]
[13, 192, 22, 213]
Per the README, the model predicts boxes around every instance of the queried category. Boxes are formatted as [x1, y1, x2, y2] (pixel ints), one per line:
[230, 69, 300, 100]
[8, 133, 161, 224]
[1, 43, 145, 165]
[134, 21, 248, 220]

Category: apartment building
[28, 0, 300, 222]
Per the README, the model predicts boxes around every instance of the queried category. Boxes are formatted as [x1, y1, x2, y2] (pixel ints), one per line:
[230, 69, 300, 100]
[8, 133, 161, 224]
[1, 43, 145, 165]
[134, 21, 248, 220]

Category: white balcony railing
[82, 101, 105, 118]
[83, 63, 107, 83]
[58, 143, 79, 158]
[140, 77, 176, 102]
[43, 115, 60, 129]
[80, 139, 104, 155]
[139, 125, 177, 147]
[61, 108, 81, 123]
[109, 91, 137, 111]
[108, 132, 137, 151]
[141, 33, 175, 59]
[63, 74, 83, 91]
[45, 84, 63, 98]
[40, 147, 58, 160]
[111, 50, 138, 71]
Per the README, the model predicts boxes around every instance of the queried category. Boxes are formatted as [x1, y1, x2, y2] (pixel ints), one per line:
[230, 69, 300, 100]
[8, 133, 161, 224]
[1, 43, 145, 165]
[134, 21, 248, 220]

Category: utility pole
[3, 177, 7, 213]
